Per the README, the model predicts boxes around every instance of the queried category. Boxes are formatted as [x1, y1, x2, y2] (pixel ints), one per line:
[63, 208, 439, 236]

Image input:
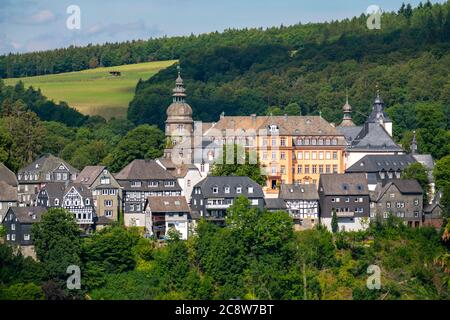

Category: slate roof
[265, 198, 287, 210]
[40, 182, 93, 203]
[0, 162, 18, 187]
[346, 154, 417, 173]
[3, 206, 46, 224]
[0, 181, 18, 202]
[319, 173, 369, 195]
[115, 159, 175, 181]
[18, 154, 79, 183]
[337, 126, 363, 143]
[75, 166, 105, 185]
[146, 196, 190, 213]
[194, 176, 264, 198]
[349, 123, 403, 152]
[375, 179, 423, 201]
[279, 184, 319, 200]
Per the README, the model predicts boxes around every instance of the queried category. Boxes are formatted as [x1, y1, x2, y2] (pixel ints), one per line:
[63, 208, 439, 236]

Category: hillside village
[0, 71, 445, 259]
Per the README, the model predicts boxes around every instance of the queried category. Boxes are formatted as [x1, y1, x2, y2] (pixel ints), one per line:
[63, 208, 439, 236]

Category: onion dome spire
[172, 66, 186, 103]
[340, 89, 355, 127]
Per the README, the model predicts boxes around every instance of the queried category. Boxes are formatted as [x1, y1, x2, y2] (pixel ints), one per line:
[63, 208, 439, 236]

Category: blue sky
[0, 0, 445, 54]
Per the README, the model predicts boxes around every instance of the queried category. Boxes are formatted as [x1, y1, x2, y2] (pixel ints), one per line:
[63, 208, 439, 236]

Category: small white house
[144, 196, 190, 240]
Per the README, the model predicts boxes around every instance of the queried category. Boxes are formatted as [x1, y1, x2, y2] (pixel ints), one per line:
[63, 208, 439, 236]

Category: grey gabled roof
[19, 154, 78, 175]
[349, 123, 403, 152]
[376, 179, 423, 201]
[0, 162, 18, 187]
[39, 182, 67, 203]
[75, 166, 106, 186]
[280, 184, 319, 200]
[194, 176, 264, 198]
[265, 198, 287, 210]
[3, 206, 46, 224]
[0, 181, 17, 202]
[115, 159, 175, 180]
[346, 154, 417, 173]
[146, 196, 190, 213]
[337, 126, 363, 143]
[319, 173, 369, 195]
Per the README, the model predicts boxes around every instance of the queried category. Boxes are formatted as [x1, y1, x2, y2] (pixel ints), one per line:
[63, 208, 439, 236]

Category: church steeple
[172, 66, 186, 103]
[339, 90, 356, 127]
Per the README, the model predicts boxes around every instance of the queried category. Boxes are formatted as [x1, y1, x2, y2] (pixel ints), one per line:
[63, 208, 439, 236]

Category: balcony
[205, 203, 231, 210]
[336, 212, 355, 218]
[77, 219, 93, 224]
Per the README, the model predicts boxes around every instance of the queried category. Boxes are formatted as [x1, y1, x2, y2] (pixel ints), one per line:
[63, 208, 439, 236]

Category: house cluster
[1, 71, 445, 256]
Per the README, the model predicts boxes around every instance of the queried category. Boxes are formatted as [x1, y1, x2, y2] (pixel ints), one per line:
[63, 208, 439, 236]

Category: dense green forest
[1, 199, 449, 300]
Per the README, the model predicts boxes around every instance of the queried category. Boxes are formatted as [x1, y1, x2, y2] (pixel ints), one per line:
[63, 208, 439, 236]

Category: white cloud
[30, 9, 56, 24]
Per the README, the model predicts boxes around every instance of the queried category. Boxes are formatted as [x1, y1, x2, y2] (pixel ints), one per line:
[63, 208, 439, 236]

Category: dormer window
[224, 186, 230, 194]
[131, 181, 141, 188]
[212, 186, 219, 194]
[54, 198, 59, 206]
[86, 199, 90, 205]
[100, 177, 110, 185]
[248, 186, 254, 194]
[236, 186, 242, 194]
[268, 125, 279, 133]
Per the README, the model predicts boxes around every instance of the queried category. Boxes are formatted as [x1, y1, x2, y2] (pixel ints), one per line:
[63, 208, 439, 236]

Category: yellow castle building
[164, 70, 347, 194]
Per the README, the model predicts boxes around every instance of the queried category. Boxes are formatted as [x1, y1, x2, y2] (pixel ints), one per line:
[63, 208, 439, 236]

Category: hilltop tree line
[0, 199, 449, 300]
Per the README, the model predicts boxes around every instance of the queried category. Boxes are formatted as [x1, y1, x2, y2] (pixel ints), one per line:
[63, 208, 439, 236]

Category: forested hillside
[128, 2, 449, 160]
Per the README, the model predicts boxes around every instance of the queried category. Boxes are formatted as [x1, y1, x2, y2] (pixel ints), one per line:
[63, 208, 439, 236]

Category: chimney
[220, 112, 225, 120]
[284, 114, 288, 121]
[251, 114, 257, 124]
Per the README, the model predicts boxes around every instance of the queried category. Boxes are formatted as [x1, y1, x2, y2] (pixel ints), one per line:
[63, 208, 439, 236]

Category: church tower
[367, 88, 393, 136]
[164, 67, 194, 164]
[339, 92, 356, 127]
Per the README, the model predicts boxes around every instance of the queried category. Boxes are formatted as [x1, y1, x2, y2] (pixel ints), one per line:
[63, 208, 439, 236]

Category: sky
[0, 0, 446, 55]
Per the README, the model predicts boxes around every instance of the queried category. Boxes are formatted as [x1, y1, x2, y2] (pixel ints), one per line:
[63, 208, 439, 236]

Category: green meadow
[4, 60, 177, 119]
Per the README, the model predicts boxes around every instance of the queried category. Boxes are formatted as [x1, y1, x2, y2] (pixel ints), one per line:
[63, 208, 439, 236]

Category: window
[386, 201, 391, 208]
[11, 223, 15, 231]
[271, 138, 277, 147]
[104, 200, 113, 207]
[345, 197, 350, 203]
[333, 152, 338, 160]
[6, 234, 10, 241]
[24, 234, 30, 241]
[305, 152, 310, 160]
[200, 164, 205, 172]
[165, 181, 175, 187]
[280, 166, 286, 174]
[333, 165, 338, 173]
[304, 165, 310, 174]
[105, 210, 113, 218]
[11, 234, 15, 241]
[326, 165, 331, 173]
[297, 165, 302, 174]
[54, 198, 59, 206]
[224, 186, 230, 194]
[297, 152, 303, 160]
[312, 165, 317, 174]
[86, 199, 90, 205]
[130, 204, 135, 212]
[271, 152, 277, 160]
[236, 186, 242, 194]
[187, 180, 191, 187]
[414, 199, 419, 206]
[280, 152, 286, 160]
[312, 152, 317, 160]
[271, 166, 277, 174]
[248, 186, 254, 194]
[356, 208, 364, 213]
[101, 177, 110, 185]
[262, 152, 267, 160]
[319, 152, 324, 160]
[280, 137, 286, 146]
[414, 211, 419, 218]
[251, 199, 259, 206]
[212, 186, 219, 194]
[131, 181, 142, 188]
[319, 165, 324, 174]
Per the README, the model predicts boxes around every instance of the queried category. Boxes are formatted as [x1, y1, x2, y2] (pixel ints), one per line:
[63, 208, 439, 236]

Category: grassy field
[4, 60, 177, 119]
